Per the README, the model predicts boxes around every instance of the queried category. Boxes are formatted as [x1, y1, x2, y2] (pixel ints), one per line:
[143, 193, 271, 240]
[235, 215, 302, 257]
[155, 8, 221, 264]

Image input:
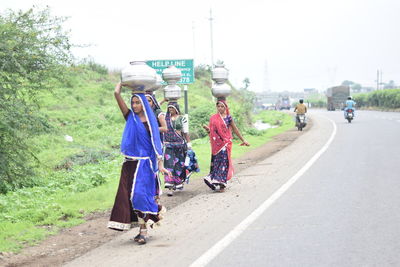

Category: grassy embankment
[0, 67, 293, 252]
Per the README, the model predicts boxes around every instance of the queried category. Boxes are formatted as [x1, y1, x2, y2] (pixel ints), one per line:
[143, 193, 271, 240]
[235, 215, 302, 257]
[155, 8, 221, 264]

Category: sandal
[167, 188, 174, 196]
[136, 234, 147, 245]
[134, 228, 147, 243]
[216, 184, 225, 193]
[204, 176, 216, 190]
[133, 233, 141, 242]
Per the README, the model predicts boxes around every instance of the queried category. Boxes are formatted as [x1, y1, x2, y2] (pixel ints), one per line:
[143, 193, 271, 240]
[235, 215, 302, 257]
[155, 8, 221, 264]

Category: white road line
[190, 116, 337, 267]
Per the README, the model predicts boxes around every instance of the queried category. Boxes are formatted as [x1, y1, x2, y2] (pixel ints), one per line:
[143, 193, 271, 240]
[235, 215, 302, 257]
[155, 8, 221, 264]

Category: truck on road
[326, 85, 350, 111]
[276, 96, 291, 110]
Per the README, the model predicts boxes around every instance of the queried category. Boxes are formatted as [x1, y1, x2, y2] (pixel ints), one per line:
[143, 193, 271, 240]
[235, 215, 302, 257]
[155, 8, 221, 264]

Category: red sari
[206, 100, 234, 189]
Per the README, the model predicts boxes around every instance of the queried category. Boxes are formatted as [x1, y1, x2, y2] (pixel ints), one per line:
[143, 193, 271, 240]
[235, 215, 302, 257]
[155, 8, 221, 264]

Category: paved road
[65, 110, 400, 267]
[208, 110, 400, 267]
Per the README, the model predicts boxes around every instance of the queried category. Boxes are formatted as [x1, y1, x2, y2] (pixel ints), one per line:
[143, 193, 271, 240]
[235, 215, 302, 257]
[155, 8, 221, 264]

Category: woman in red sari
[203, 100, 249, 192]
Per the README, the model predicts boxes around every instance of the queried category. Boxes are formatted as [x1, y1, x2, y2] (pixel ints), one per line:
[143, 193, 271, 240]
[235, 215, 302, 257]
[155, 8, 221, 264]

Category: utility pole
[192, 21, 196, 63]
[376, 69, 382, 90]
[209, 8, 214, 66]
[263, 60, 271, 92]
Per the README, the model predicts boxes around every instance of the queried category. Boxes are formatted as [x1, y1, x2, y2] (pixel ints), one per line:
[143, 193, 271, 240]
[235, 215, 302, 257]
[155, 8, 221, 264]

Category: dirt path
[1, 122, 311, 267]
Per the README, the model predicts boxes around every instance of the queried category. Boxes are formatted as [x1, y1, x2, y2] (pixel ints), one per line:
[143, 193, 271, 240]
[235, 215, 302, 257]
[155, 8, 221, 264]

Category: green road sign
[146, 59, 194, 84]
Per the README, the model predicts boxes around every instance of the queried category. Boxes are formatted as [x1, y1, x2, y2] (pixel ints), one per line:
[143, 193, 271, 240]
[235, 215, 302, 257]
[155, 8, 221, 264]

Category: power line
[209, 8, 214, 66]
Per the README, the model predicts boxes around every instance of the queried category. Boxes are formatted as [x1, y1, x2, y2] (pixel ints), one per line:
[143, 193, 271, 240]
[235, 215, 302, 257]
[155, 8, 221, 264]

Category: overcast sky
[2, 0, 400, 92]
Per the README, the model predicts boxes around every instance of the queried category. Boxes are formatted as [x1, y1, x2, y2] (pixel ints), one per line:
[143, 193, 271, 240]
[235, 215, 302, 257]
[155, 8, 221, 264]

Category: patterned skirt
[204, 148, 229, 190]
[164, 144, 187, 189]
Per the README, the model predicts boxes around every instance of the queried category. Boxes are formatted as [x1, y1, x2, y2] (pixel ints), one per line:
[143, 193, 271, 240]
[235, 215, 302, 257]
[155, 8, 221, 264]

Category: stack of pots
[121, 61, 157, 93]
[211, 63, 231, 100]
[162, 65, 182, 101]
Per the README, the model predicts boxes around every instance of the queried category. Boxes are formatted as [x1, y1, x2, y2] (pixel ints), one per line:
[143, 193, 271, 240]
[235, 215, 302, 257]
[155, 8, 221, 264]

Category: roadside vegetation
[354, 89, 400, 110]
[0, 7, 294, 252]
[304, 93, 327, 108]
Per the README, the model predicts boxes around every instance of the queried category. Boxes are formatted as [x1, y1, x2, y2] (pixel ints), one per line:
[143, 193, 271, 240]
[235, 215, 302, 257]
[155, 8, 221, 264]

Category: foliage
[194, 64, 211, 80]
[0, 7, 73, 193]
[188, 103, 215, 139]
[0, 158, 120, 252]
[383, 80, 397, 90]
[304, 93, 327, 108]
[78, 57, 109, 75]
[231, 86, 257, 127]
[242, 77, 250, 90]
[354, 89, 400, 109]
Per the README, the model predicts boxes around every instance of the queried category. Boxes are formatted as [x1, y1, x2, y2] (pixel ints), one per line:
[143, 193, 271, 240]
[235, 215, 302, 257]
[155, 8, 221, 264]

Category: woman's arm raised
[114, 82, 129, 117]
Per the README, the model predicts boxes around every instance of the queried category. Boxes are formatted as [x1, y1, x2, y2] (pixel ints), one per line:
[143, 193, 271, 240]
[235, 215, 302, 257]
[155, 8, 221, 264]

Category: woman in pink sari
[203, 100, 249, 192]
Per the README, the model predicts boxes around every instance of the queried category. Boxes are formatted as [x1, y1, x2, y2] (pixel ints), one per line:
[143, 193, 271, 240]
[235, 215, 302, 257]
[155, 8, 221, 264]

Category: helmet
[299, 99, 304, 103]
[347, 96, 352, 100]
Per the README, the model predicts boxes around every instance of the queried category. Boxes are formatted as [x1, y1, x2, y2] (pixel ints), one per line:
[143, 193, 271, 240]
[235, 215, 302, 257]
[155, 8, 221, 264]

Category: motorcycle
[345, 109, 354, 123]
[296, 114, 307, 131]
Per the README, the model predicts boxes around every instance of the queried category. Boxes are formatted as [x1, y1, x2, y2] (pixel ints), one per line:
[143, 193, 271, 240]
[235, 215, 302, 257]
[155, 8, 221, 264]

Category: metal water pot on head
[212, 63, 229, 84]
[212, 83, 231, 99]
[162, 65, 182, 101]
[121, 61, 157, 92]
[211, 63, 231, 99]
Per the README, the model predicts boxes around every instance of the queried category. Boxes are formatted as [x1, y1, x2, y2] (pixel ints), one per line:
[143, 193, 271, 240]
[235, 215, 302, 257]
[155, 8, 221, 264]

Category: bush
[354, 89, 400, 109]
[0, 7, 73, 193]
[189, 104, 215, 139]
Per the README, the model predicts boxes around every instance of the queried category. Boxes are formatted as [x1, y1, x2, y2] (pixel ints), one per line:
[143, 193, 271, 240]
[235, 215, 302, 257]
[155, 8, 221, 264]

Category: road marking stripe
[190, 116, 337, 267]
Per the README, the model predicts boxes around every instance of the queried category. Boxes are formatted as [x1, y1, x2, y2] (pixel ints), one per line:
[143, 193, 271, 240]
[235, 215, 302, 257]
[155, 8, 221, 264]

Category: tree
[352, 83, 362, 93]
[0, 7, 73, 193]
[242, 77, 250, 90]
[194, 64, 211, 79]
[384, 80, 397, 89]
[341, 80, 354, 86]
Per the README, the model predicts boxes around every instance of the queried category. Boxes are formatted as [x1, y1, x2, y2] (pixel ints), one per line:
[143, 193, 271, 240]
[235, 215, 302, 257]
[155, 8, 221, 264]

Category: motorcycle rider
[294, 99, 307, 125]
[344, 96, 356, 118]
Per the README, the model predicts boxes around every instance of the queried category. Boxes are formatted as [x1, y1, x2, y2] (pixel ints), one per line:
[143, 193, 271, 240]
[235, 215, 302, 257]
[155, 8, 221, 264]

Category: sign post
[146, 59, 194, 85]
[147, 59, 194, 134]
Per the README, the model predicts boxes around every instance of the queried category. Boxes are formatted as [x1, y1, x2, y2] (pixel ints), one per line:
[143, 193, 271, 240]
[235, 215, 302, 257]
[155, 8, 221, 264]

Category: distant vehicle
[326, 85, 350, 111]
[276, 97, 291, 110]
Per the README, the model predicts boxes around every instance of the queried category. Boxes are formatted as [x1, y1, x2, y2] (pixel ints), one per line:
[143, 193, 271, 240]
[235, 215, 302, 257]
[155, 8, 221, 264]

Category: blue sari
[120, 94, 162, 215]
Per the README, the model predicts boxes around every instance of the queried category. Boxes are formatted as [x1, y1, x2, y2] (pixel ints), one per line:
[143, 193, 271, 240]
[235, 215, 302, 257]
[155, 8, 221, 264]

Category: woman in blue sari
[108, 82, 170, 245]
